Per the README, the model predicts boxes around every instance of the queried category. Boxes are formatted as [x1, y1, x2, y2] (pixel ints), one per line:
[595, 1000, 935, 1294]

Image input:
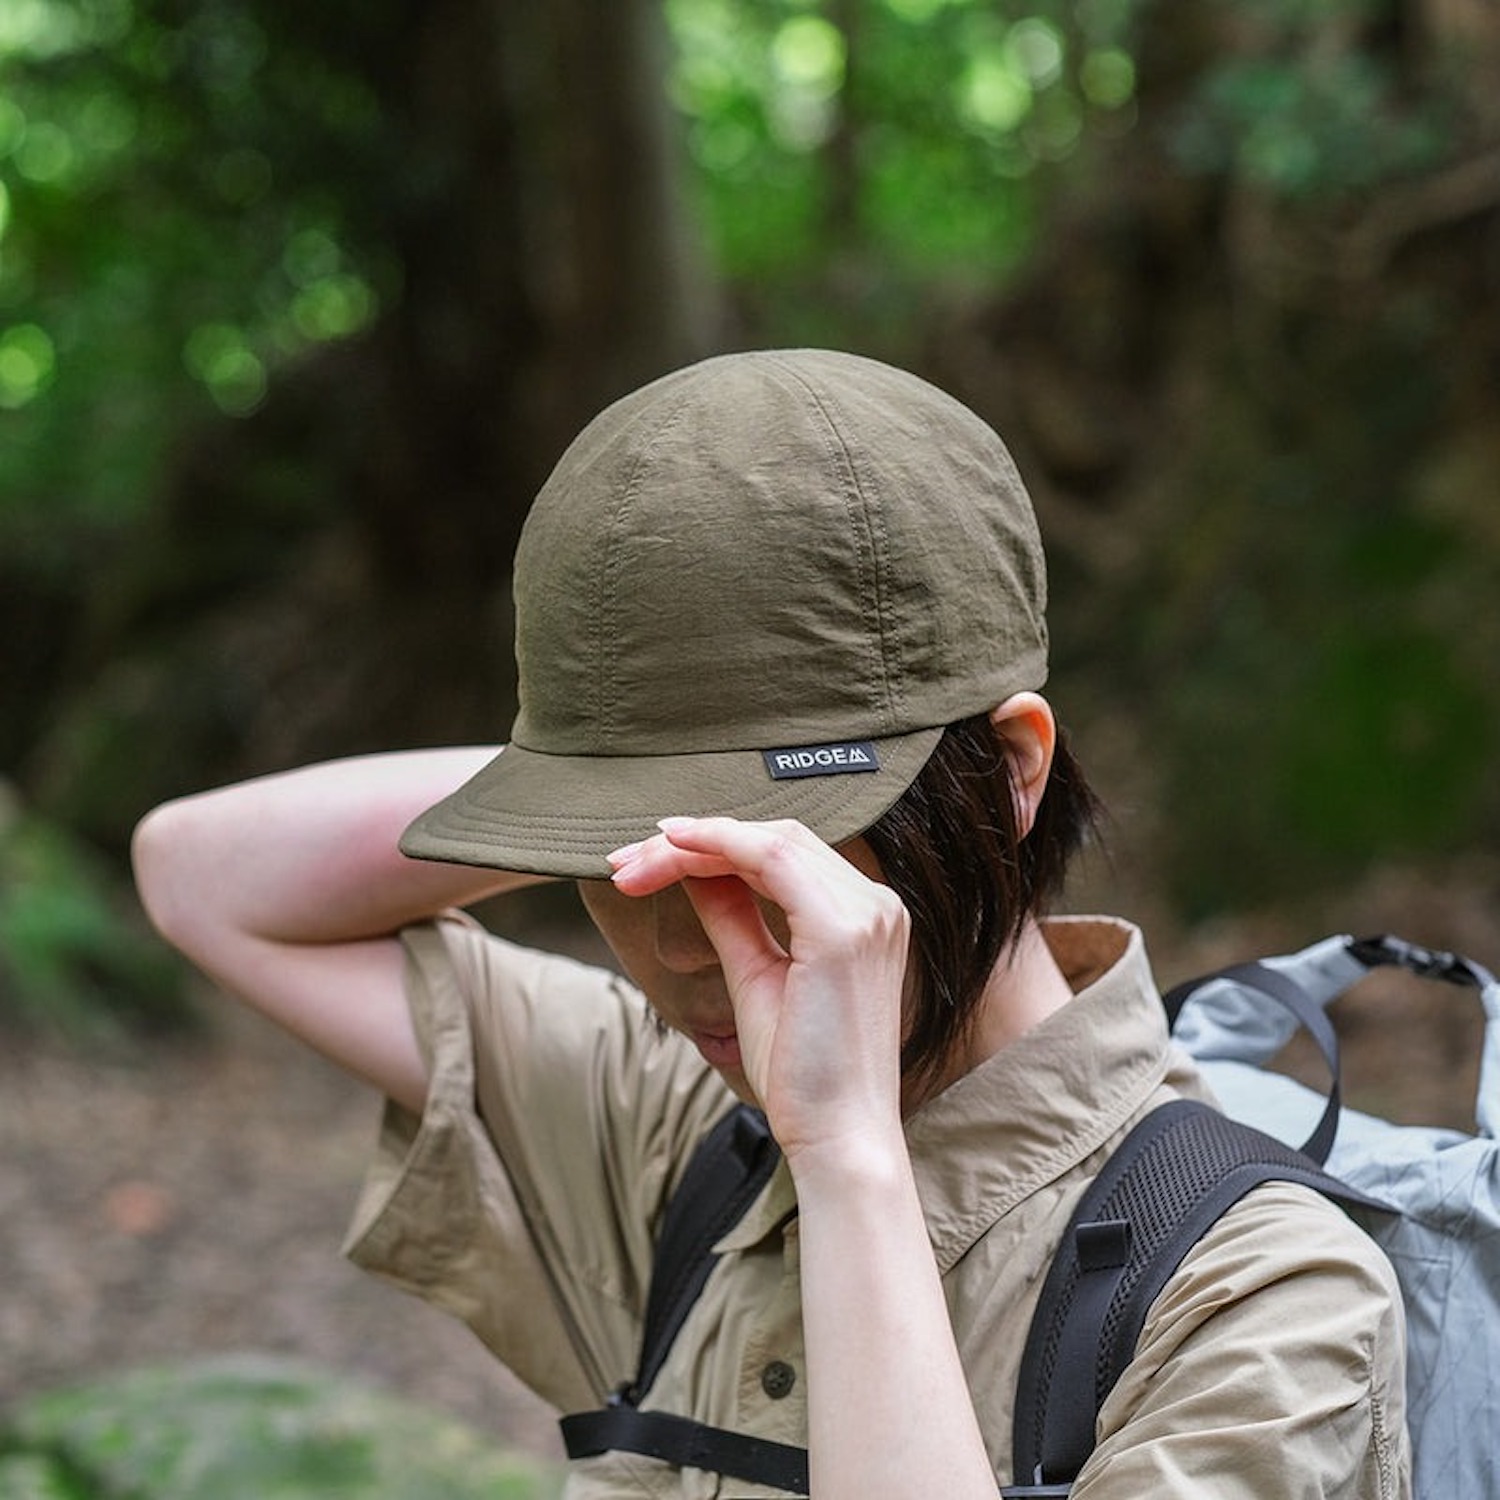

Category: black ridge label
[761, 741, 881, 780]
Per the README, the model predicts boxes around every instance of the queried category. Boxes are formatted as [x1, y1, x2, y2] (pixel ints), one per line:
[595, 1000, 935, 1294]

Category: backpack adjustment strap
[560, 1406, 810, 1495]
[1075, 1218, 1131, 1271]
[1165, 958, 1346, 1164]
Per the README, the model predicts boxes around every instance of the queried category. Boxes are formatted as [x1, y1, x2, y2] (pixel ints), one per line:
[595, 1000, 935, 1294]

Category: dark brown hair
[863, 712, 1102, 1091]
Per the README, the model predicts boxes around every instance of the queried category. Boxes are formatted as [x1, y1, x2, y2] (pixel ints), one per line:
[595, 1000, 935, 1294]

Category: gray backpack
[1171, 934, 1500, 1500]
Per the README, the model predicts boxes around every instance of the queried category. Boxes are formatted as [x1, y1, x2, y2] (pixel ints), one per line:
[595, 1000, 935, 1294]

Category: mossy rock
[0, 1356, 565, 1499]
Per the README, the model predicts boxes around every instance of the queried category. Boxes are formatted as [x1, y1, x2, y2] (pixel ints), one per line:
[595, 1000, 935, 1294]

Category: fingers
[609, 816, 906, 982]
[609, 816, 854, 909]
[605, 821, 738, 893]
[610, 818, 911, 1145]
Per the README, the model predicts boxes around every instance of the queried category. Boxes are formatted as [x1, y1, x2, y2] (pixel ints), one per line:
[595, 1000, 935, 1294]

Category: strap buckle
[1349, 934, 1487, 989]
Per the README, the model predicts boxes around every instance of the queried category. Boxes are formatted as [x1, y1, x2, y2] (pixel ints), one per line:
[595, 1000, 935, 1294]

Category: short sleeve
[1077, 1182, 1411, 1499]
[342, 913, 736, 1413]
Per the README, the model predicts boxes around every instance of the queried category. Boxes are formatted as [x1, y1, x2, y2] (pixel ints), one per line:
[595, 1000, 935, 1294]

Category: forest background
[1, 0, 1498, 1487]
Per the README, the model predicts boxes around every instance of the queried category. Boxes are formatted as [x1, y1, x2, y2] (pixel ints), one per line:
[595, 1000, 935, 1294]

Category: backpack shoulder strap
[559, 1103, 796, 1488]
[636, 1102, 780, 1401]
[1011, 1098, 1387, 1492]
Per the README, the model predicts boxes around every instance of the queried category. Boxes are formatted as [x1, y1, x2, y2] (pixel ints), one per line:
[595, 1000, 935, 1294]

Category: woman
[133, 349, 1409, 1498]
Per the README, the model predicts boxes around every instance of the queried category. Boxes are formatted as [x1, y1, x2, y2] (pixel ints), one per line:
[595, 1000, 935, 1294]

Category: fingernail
[657, 816, 694, 833]
[607, 841, 644, 867]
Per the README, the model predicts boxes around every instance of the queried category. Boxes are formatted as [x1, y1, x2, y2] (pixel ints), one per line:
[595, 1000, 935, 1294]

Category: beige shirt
[345, 915, 1410, 1499]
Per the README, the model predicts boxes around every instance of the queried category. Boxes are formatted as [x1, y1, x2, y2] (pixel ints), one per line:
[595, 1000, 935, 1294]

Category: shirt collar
[719, 917, 1174, 1266]
[906, 916, 1172, 1270]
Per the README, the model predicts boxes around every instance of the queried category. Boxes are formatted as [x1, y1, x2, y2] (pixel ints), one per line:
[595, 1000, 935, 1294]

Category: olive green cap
[401, 348, 1048, 877]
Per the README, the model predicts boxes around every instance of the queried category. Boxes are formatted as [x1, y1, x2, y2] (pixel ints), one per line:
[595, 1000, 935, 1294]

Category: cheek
[578, 880, 651, 972]
[576, 878, 613, 922]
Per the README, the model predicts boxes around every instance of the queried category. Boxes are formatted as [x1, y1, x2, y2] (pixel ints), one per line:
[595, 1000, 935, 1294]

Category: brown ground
[2, 863, 1495, 1457]
[0, 1001, 564, 1460]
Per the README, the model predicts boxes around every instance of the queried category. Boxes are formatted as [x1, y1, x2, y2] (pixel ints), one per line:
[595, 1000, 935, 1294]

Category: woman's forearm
[134, 748, 521, 946]
[792, 1134, 998, 1500]
[131, 747, 527, 1107]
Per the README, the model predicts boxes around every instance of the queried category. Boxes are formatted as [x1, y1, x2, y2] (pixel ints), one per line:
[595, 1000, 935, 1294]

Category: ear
[988, 693, 1056, 839]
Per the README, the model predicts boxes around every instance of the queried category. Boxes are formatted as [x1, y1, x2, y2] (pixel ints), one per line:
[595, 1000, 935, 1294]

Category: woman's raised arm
[132, 748, 527, 1110]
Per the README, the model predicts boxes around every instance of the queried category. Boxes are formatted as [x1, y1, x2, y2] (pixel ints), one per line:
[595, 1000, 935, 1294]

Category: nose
[653, 885, 719, 974]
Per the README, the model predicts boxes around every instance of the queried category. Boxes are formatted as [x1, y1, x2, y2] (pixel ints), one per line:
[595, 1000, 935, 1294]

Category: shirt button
[760, 1360, 797, 1400]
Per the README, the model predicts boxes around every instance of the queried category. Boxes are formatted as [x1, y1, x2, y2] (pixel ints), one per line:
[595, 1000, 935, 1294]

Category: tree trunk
[55, 0, 720, 840]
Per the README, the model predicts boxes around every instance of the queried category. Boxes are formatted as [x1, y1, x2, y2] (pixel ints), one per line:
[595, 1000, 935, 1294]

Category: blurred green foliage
[667, 0, 1138, 269]
[1119, 300, 1500, 911]
[0, 787, 187, 1035]
[0, 1358, 564, 1499]
[1172, 16, 1450, 199]
[665, 0, 1141, 342]
[0, 0, 392, 538]
[0, 0, 1141, 542]
[2, 0, 1497, 1024]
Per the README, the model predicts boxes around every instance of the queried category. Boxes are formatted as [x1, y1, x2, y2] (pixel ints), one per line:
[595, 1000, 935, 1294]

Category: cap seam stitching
[768, 353, 899, 734]
[595, 384, 698, 755]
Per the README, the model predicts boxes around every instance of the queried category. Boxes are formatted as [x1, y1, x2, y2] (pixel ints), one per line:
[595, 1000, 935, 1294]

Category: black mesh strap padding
[1012, 1099, 1389, 1490]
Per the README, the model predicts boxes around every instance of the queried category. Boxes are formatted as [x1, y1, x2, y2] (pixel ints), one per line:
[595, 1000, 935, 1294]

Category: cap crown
[512, 349, 1048, 758]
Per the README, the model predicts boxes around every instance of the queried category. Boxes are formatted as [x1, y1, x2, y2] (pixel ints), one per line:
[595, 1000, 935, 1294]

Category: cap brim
[399, 728, 946, 879]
